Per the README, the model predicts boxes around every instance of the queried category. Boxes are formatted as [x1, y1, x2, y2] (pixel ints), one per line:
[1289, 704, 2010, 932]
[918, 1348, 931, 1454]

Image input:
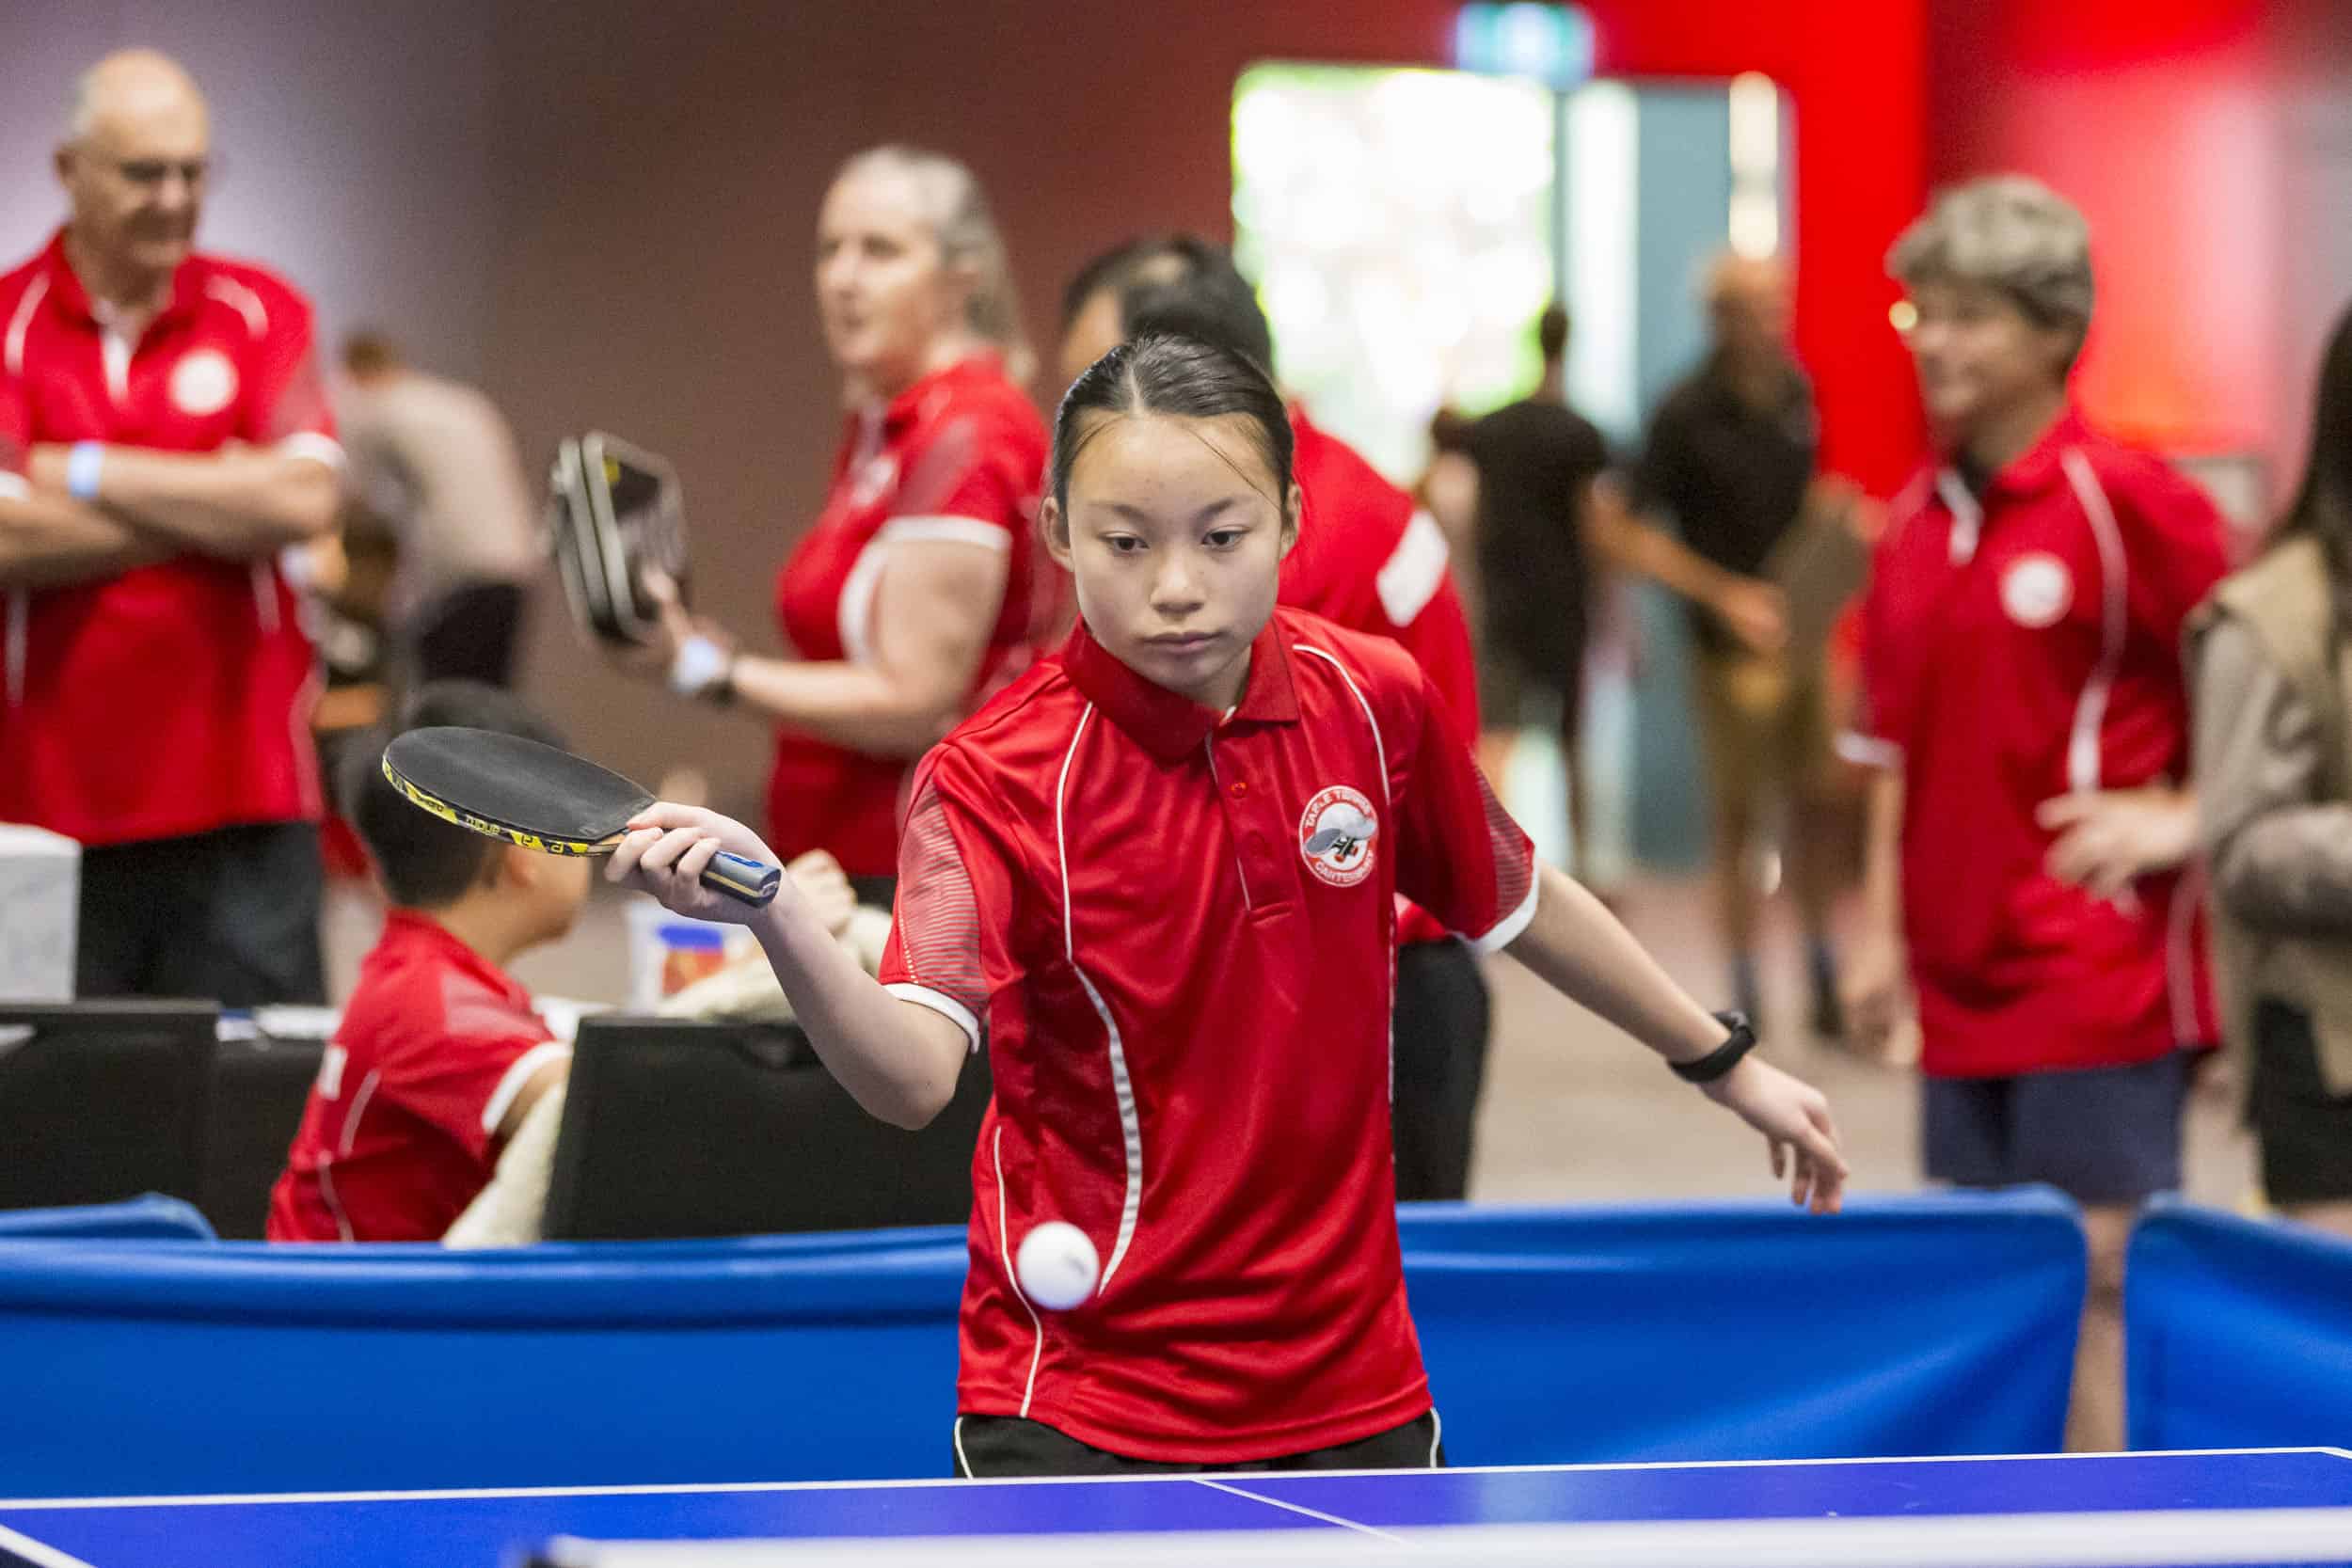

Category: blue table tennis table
[6, 1449, 2352, 1567]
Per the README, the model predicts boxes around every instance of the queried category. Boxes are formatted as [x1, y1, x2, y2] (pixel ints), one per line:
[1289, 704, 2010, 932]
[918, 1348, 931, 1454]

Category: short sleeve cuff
[879, 515, 1010, 552]
[1466, 875, 1540, 957]
[478, 1040, 572, 1134]
[0, 471, 25, 501]
[1836, 731, 1904, 770]
[885, 981, 982, 1053]
[277, 432, 347, 470]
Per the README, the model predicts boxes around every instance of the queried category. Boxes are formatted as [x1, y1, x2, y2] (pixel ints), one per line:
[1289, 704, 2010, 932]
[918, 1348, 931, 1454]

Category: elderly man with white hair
[1841, 175, 2230, 1451]
[0, 49, 342, 1005]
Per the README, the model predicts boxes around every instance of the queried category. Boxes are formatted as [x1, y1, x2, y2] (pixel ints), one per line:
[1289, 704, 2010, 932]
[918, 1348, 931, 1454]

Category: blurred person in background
[1413, 407, 1482, 652]
[0, 50, 342, 1005]
[1845, 176, 2228, 1449]
[1599, 254, 1855, 1035]
[624, 146, 1049, 894]
[269, 682, 580, 1243]
[1467, 305, 1610, 881]
[2192, 299, 2352, 1238]
[338, 330, 539, 688]
[1056, 235, 1488, 1202]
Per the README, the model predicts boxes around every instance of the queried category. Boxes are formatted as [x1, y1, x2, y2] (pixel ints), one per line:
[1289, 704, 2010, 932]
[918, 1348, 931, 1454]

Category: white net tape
[544, 1507, 2352, 1568]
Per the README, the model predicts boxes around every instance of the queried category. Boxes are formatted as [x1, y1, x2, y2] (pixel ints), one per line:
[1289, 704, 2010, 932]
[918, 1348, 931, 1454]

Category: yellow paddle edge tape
[382, 754, 614, 857]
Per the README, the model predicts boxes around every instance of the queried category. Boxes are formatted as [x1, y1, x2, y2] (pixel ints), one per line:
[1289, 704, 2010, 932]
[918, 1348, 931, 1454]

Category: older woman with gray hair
[628, 146, 1052, 889]
[1840, 175, 2231, 1450]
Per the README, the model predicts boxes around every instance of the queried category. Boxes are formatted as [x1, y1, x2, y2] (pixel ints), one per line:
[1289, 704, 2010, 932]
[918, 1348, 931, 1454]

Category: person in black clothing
[1467, 305, 1610, 879]
[1599, 253, 1851, 1035]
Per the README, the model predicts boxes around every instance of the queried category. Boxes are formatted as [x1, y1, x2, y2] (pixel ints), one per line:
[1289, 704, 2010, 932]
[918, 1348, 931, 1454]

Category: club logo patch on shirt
[1298, 784, 1379, 888]
[1999, 553, 2074, 629]
[169, 348, 238, 417]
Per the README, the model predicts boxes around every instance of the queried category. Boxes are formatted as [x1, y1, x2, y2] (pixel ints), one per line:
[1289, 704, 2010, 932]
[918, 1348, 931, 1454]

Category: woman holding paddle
[628, 145, 1052, 892]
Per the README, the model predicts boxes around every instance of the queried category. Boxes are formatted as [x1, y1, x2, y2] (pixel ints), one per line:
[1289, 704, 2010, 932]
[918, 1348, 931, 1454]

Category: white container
[622, 896, 738, 1013]
[0, 824, 78, 1001]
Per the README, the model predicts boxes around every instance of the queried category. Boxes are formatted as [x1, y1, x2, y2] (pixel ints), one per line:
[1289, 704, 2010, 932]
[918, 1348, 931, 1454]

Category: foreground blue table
[6, 1449, 2351, 1567]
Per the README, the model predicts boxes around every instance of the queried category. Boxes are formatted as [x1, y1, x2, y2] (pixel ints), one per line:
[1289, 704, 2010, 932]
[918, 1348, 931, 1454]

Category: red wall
[1927, 0, 2352, 502]
[1587, 0, 1931, 489]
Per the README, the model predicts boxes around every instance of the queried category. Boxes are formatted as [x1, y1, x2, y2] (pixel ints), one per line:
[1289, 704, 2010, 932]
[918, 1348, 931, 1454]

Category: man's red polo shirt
[878, 606, 1536, 1461]
[0, 230, 339, 846]
[1846, 408, 2227, 1077]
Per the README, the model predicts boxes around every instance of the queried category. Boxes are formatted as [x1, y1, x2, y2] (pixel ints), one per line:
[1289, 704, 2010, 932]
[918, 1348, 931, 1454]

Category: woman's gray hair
[835, 145, 1034, 386]
[1888, 175, 2094, 353]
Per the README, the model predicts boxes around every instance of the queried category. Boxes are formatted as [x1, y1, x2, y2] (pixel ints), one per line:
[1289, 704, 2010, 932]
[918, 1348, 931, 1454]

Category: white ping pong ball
[1016, 1222, 1100, 1311]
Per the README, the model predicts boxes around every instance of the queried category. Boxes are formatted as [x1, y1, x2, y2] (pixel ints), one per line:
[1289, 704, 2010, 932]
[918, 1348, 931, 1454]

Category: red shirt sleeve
[235, 278, 337, 448]
[2115, 459, 2230, 647]
[886, 409, 1026, 545]
[881, 745, 1025, 1051]
[1391, 665, 1537, 950]
[390, 979, 565, 1163]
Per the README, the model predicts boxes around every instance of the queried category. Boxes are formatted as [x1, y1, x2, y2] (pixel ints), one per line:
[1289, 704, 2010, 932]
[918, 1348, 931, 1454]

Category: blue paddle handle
[699, 850, 782, 907]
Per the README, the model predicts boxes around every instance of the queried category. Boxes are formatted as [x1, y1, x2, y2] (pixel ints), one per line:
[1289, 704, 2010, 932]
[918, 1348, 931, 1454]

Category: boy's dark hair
[345, 681, 568, 908]
[1050, 333, 1295, 516]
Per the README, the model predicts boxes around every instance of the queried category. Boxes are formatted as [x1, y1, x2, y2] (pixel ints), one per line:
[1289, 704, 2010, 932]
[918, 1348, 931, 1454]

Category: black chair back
[200, 1028, 326, 1239]
[0, 1002, 216, 1212]
[543, 1018, 990, 1240]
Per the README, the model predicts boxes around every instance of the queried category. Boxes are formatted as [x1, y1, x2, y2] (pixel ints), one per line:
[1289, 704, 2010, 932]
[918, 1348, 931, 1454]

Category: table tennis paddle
[381, 727, 780, 907]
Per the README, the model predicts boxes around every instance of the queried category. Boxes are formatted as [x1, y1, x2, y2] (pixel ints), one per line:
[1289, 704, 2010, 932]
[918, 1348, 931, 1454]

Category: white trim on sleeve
[884, 981, 982, 1054]
[1469, 875, 1540, 956]
[479, 1041, 572, 1135]
[0, 472, 25, 501]
[5, 275, 49, 377]
[879, 515, 1011, 552]
[276, 432, 347, 470]
[1375, 509, 1452, 627]
[1836, 732, 1904, 770]
[203, 276, 270, 338]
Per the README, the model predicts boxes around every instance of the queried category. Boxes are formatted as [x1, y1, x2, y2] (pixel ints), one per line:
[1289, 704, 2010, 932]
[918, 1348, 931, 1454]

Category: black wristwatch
[1671, 1011, 1758, 1085]
[701, 654, 739, 708]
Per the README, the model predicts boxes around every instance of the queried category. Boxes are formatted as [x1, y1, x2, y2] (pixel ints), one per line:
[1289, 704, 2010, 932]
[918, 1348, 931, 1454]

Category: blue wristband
[65, 441, 105, 502]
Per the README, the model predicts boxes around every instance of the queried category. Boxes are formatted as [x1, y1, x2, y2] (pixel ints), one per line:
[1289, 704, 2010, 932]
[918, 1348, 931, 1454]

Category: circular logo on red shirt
[1999, 552, 2074, 629]
[168, 348, 239, 417]
[1298, 784, 1379, 888]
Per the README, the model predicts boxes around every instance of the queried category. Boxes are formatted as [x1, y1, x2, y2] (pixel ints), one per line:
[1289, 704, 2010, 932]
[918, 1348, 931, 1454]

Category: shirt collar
[382, 908, 531, 1002]
[40, 226, 201, 328]
[1699, 349, 1805, 418]
[874, 351, 999, 434]
[1941, 404, 2090, 503]
[1062, 611, 1300, 761]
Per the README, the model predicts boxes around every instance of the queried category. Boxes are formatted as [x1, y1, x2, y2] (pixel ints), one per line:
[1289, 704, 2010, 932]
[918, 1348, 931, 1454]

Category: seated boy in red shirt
[268, 683, 586, 1243]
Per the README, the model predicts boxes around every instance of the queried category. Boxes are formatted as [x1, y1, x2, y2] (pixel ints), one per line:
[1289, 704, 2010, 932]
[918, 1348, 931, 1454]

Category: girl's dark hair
[1048, 332, 1294, 515]
[2278, 301, 2352, 585]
